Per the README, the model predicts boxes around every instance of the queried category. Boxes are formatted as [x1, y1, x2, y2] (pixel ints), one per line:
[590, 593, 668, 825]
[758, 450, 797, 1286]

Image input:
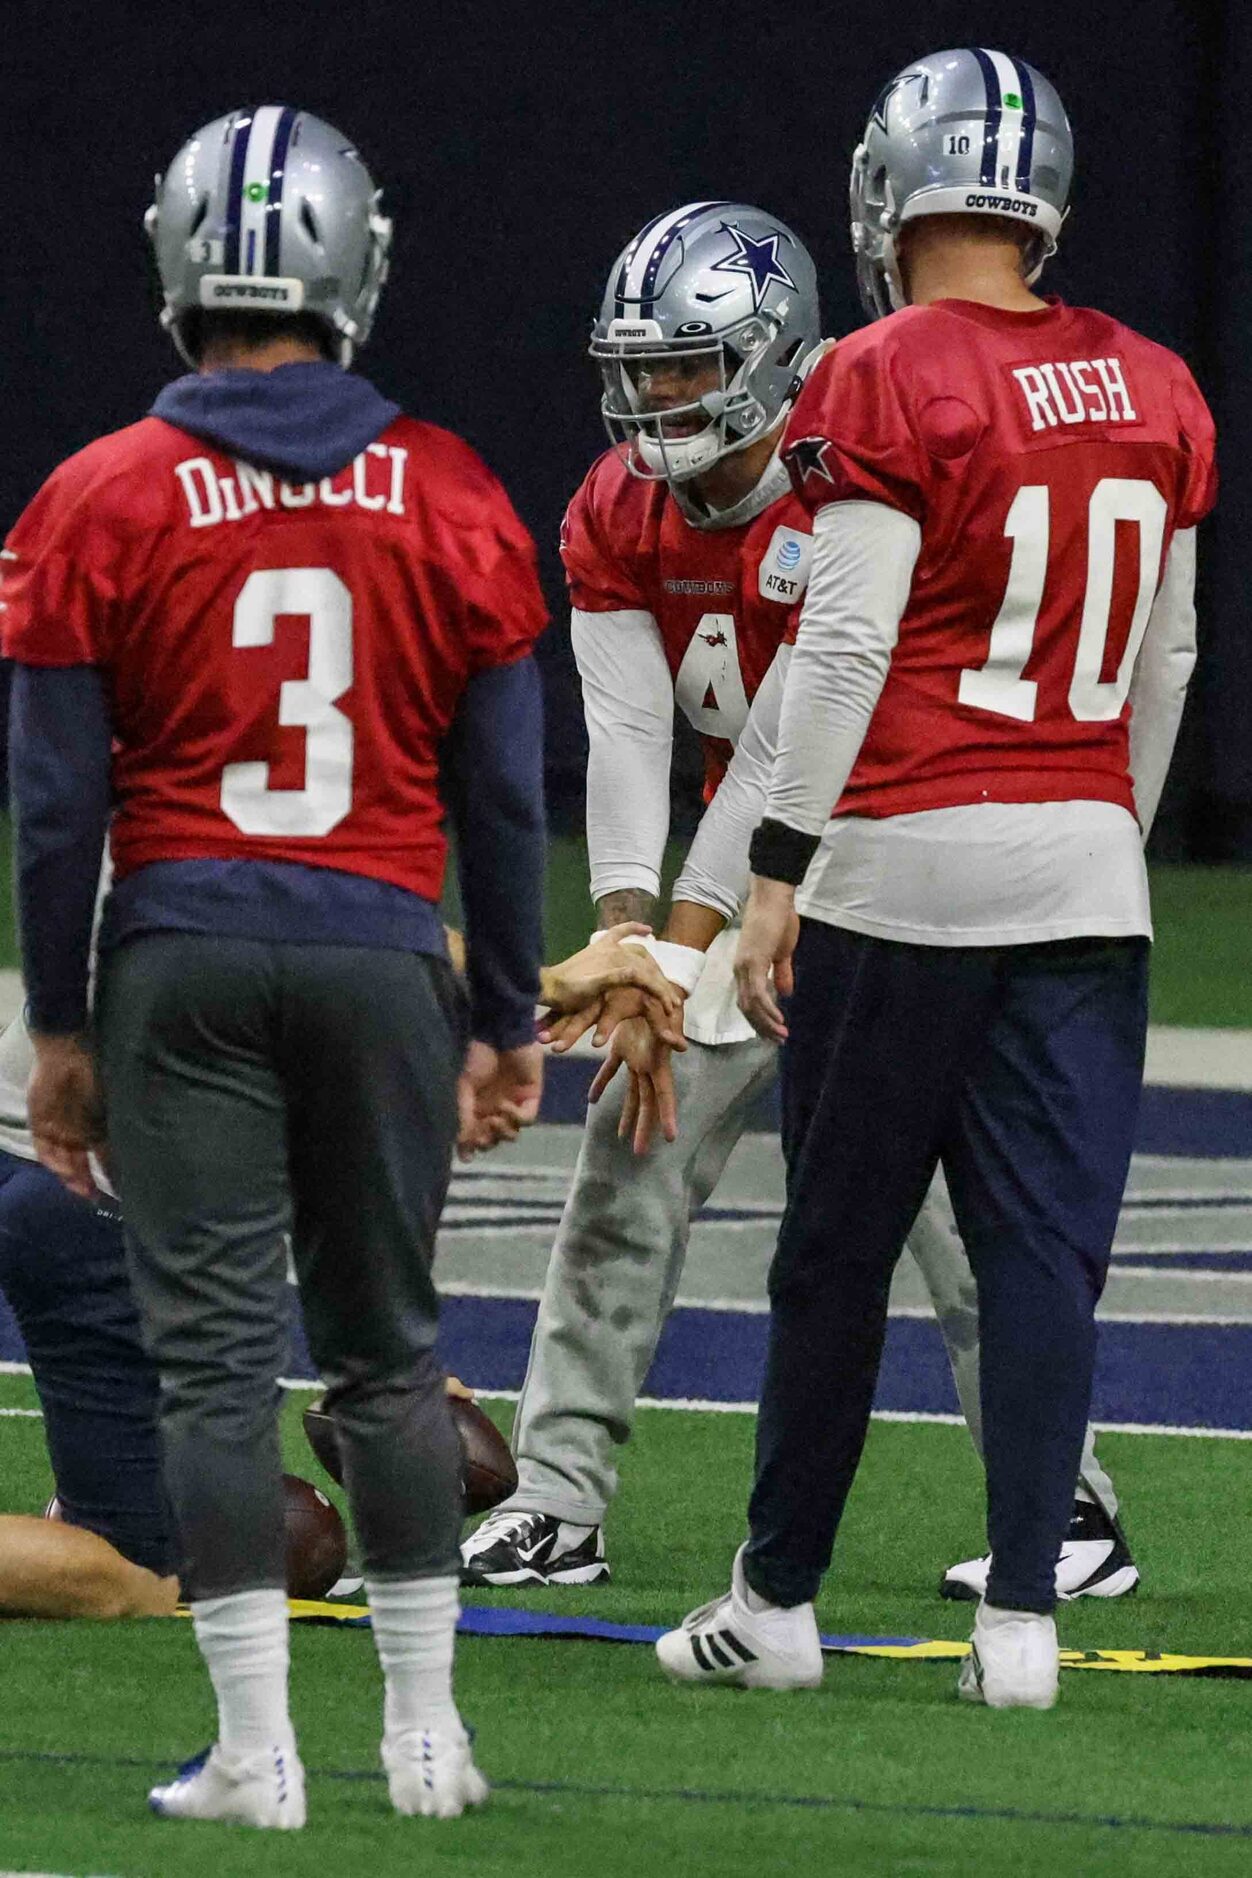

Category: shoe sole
[940, 1563, 1141, 1604]
[461, 1561, 610, 1589]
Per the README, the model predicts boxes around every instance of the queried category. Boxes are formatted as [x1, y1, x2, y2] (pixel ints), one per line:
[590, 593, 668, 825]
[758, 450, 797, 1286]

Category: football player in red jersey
[462, 199, 1125, 1601]
[656, 53, 1215, 1708]
[2, 107, 671, 1828]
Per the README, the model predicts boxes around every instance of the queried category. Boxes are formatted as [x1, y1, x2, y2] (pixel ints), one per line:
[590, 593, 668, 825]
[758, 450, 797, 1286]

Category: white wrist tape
[587, 928, 707, 995]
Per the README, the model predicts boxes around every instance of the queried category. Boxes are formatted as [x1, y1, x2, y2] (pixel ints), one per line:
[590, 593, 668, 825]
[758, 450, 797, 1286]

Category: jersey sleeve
[458, 483, 550, 673]
[2, 463, 119, 667]
[559, 471, 648, 611]
[1170, 362, 1218, 532]
[782, 340, 929, 525]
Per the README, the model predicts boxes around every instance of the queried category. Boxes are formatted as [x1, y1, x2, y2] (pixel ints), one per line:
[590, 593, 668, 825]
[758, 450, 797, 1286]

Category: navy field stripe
[264, 106, 298, 275]
[639, 200, 732, 317]
[223, 112, 254, 275]
[1011, 57, 1038, 191]
[969, 48, 1002, 187]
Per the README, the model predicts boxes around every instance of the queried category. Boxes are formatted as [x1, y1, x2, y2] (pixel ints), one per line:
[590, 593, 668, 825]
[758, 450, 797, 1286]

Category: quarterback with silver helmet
[654, 50, 1215, 1708]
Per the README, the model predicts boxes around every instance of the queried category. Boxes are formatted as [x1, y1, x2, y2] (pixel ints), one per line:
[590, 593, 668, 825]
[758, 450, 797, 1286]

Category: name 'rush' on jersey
[1, 415, 546, 896]
[561, 448, 812, 799]
[782, 300, 1217, 820]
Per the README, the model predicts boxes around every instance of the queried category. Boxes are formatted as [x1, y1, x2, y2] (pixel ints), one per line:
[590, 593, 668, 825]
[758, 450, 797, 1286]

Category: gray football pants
[96, 933, 466, 1601]
[510, 1034, 1117, 1527]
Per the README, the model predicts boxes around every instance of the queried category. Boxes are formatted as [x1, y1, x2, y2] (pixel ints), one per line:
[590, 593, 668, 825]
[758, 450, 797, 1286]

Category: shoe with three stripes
[655, 1545, 823, 1690]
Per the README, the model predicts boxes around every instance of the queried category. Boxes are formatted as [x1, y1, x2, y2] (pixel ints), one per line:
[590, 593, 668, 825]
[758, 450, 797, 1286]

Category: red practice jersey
[783, 299, 1217, 819]
[561, 449, 811, 798]
[2, 416, 546, 899]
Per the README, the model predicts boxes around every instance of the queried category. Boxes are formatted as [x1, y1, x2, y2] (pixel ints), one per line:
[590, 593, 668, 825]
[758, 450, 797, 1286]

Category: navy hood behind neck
[151, 361, 401, 482]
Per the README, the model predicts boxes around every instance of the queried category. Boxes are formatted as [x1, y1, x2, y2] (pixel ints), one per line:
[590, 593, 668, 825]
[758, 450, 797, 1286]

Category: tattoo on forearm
[596, 889, 656, 930]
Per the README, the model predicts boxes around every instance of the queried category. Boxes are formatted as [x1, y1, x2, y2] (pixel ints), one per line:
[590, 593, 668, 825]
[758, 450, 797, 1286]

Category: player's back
[5, 394, 544, 901]
[785, 300, 1216, 819]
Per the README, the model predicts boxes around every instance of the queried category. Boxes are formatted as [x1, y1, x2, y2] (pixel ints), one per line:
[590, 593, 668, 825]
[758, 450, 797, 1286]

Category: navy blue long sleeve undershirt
[11, 654, 546, 1051]
[444, 656, 546, 1051]
[10, 664, 112, 1034]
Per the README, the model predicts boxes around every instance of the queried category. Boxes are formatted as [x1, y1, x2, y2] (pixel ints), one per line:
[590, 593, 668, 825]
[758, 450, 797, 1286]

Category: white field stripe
[0, 1406, 41, 1417]
[3, 1374, 1250, 1441]
[1110, 1264, 1252, 1284]
[982, 48, 1026, 189]
[240, 104, 283, 276]
[622, 201, 719, 300]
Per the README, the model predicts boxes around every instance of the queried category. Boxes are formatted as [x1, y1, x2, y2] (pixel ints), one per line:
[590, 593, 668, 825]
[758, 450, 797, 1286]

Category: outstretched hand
[588, 1015, 679, 1155]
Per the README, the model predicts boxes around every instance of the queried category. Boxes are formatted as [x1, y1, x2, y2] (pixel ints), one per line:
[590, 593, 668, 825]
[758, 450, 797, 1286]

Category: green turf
[0, 1375, 1250, 1875]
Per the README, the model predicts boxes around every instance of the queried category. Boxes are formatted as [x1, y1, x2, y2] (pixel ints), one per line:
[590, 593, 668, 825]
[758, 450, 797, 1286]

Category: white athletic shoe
[460, 1509, 609, 1587]
[383, 1721, 490, 1819]
[655, 1545, 823, 1690]
[941, 1499, 1139, 1604]
[148, 1742, 306, 1828]
[957, 1602, 1059, 1710]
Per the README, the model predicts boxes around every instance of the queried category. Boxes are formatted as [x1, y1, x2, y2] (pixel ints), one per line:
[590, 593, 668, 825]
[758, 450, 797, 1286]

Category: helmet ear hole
[299, 198, 322, 246]
[188, 195, 209, 239]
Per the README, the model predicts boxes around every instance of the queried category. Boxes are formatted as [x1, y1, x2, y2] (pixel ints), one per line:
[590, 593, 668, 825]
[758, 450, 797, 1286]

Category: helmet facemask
[591, 315, 783, 483]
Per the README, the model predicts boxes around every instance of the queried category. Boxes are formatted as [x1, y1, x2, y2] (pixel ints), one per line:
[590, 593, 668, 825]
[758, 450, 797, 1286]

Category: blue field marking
[2, 1285, 1251, 1431]
[539, 1060, 1252, 1155]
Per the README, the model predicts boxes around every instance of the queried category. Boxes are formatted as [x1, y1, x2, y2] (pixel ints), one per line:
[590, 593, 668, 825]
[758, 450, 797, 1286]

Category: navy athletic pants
[743, 920, 1149, 1616]
[0, 1149, 174, 1574]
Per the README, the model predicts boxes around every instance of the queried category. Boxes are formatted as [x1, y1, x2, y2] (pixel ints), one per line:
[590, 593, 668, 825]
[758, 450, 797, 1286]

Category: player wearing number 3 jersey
[658, 51, 1216, 1711]
[4, 108, 549, 1827]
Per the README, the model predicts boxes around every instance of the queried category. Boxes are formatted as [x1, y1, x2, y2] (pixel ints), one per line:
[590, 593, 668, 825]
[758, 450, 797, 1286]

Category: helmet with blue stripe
[146, 107, 392, 367]
[851, 50, 1073, 319]
[590, 201, 821, 482]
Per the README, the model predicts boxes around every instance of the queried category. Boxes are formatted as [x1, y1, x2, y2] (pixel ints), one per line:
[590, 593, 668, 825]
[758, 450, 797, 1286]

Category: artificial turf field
[1, 1381, 1251, 1877]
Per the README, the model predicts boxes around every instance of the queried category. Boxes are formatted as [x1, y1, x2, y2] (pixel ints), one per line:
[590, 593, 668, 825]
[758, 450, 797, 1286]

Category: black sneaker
[460, 1509, 610, 1588]
[940, 1497, 1140, 1602]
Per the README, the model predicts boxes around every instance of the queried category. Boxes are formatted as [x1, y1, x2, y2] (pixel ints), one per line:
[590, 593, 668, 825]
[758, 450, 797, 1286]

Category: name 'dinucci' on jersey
[1012, 357, 1138, 435]
[175, 442, 410, 529]
[758, 524, 813, 602]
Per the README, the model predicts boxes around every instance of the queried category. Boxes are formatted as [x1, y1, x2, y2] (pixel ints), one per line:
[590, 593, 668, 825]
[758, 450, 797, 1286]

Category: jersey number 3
[220, 568, 354, 837]
[959, 478, 1168, 724]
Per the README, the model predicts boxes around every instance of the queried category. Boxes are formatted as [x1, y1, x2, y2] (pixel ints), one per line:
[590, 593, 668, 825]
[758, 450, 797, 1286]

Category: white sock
[367, 1575, 460, 1740]
[191, 1587, 295, 1760]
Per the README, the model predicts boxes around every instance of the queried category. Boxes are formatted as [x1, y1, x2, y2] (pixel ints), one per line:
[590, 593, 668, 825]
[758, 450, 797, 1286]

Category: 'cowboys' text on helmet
[146, 106, 392, 367]
[590, 202, 821, 482]
[851, 50, 1073, 319]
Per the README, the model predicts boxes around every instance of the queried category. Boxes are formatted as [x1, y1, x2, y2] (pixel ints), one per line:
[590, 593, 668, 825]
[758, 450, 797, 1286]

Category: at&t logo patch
[759, 525, 813, 603]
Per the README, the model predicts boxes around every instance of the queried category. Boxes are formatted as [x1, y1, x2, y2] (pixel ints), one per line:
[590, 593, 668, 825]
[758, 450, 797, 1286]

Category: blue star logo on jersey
[710, 224, 798, 314]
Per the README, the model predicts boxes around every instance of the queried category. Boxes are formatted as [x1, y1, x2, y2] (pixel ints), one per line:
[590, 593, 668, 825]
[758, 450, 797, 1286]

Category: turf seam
[0, 1748, 1248, 1842]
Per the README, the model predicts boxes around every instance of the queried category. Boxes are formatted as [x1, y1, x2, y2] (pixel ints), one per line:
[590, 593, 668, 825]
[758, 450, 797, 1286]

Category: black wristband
[748, 818, 821, 887]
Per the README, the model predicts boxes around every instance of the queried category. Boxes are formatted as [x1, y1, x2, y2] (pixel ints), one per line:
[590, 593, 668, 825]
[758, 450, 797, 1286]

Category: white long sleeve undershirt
[1126, 527, 1197, 840]
[571, 607, 674, 904]
[765, 503, 920, 833]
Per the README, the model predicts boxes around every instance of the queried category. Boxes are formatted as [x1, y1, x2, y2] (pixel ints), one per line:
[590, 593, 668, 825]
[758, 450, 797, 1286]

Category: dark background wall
[3, 0, 1245, 856]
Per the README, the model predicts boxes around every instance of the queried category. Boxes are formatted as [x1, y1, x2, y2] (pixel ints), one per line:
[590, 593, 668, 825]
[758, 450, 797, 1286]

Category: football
[46, 1479, 347, 1602]
[303, 1390, 517, 1514]
[282, 1472, 348, 1600]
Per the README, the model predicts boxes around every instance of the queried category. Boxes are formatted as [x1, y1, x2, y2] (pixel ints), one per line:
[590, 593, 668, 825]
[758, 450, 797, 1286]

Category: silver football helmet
[146, 106, 392, 366]
[590, 201, 821, 481]
[851, 50, 1073, 319]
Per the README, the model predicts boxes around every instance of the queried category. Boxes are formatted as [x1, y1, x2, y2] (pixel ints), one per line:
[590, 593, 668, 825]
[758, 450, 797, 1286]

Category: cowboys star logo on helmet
[589, 201, 820, 484]
[710, 225, 800, 316]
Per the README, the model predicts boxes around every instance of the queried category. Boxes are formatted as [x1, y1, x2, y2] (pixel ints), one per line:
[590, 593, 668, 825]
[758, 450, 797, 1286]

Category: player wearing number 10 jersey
[658, 52, 1215, 1710]
[4, 107, 548, 1827]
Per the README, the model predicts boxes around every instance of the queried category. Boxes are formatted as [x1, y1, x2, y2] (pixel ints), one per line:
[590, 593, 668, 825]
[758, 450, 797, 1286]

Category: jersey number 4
[958, 477, 1168, 724]
[220, 567, 354, 837]
[674, 613, 750, 742]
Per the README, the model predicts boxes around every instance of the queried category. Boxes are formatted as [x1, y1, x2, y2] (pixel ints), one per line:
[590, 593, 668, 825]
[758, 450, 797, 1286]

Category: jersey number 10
[958, 477, 1168, 724]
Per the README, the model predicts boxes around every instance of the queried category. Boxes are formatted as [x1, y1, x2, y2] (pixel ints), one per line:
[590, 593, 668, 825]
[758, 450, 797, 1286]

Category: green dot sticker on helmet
[244, 181, 269, 204]
[1003, 92, 1023, 109]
